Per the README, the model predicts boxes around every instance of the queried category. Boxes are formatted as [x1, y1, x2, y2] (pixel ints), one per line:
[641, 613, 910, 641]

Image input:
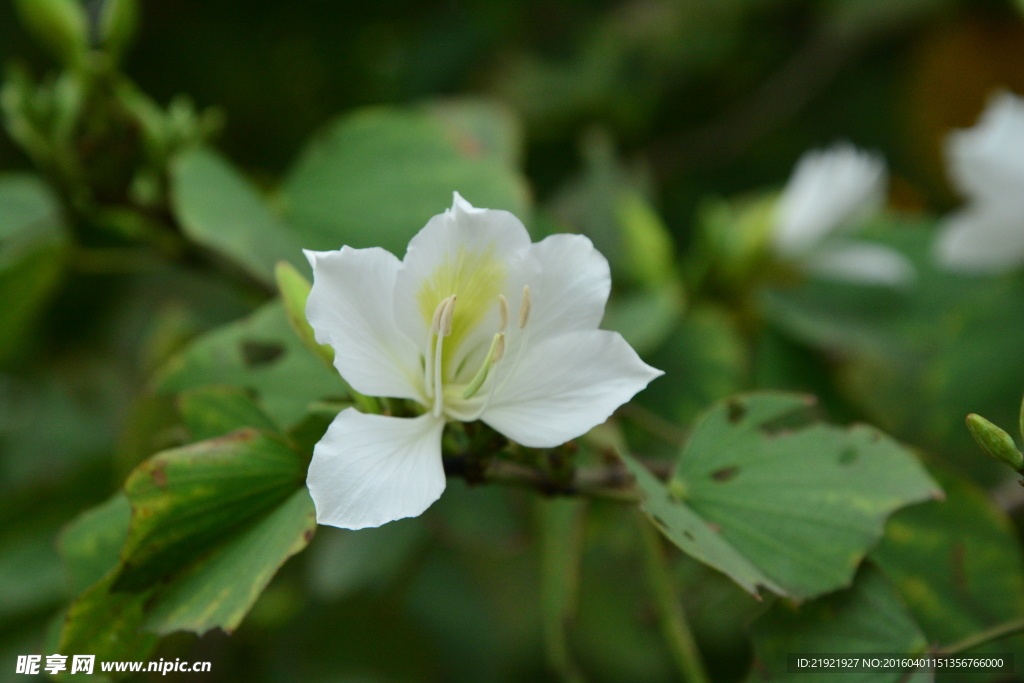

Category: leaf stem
[938, 617, 1024, 655]
[637, 513, 710, 683]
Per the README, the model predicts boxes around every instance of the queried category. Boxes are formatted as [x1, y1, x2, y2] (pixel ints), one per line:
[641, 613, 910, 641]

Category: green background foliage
[4, 1, 1024, 682]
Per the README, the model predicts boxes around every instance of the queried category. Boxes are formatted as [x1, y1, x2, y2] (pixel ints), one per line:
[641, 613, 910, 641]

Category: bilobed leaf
[178, 385, 280, 441]
[144, 487, 316, 635]
[627, 392, 940, 599]
[280, 103, 530, 256]
[58, 493, 132, 594]
[170, 146, 306, 285]
[622, 451, 782, 597]
[871, 466, 1024, 681]
[114, 429, 304, 590]
[750, 565, 927, 683]
[155, 300, 349, 428]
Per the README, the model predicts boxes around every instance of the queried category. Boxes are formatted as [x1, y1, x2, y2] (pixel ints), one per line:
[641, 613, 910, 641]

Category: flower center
[422, 284, 531, 418]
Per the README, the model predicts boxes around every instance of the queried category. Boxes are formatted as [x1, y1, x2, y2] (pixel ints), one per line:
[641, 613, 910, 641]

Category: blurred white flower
[773, 143, 914, 286]
[935, 91, 1024, 273]
[304, 193, 662, 529]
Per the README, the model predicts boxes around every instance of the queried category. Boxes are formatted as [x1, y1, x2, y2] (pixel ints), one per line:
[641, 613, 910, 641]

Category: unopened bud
[966, 413, 1023, 471]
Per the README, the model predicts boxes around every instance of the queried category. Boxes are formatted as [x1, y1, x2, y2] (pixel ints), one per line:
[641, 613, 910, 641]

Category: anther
[498, 294, 509, 332]
[439, 295, 457, 337]
[518, 286, 531, 329]
[430, 297, 448, 335]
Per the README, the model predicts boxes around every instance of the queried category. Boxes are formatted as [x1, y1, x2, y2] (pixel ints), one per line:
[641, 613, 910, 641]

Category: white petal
[946, 91, 1024, 204]
[804, 241, 916, 286]
[393, 192, 534, 351]
[307, 409, 446, 529]
[526, 233, 611, 341]
[482, 330, 663, 448]
[774, 143, 887, 256]
[934, 206, 1024, 273]
[305, 246, 423, 401]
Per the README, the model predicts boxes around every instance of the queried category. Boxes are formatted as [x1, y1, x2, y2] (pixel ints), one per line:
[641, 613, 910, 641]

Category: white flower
[935, 91, 1024, 273]
[304, 193, 663, 529]
[773, 143, 914, 286]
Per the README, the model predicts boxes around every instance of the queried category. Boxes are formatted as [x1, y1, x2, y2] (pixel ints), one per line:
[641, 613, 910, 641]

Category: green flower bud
[13, 0, 89, 69]
[966, 413, 1024, 471]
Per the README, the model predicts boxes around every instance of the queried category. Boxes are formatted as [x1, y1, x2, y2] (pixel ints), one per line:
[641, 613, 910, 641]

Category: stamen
[498, 295, 509, 331]
[462, 333, 504, 399]
[425, 295, 456, 404]
[518, 285, 531, 329]
[440, 295, 457, 337]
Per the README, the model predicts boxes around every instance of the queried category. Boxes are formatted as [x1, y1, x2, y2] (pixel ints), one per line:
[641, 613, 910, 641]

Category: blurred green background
[5, 0, 1024, 682]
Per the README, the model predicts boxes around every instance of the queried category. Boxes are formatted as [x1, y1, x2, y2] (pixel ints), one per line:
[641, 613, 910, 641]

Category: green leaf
[871, 466, 1024, 678]
[143, 487, 316, 635]
[178, 385, 281, 441]
[423, 98, 524, 169]
[626, 392, 941, 599]
[536, 497, 588, 683]
[58, 493, 132, 595]
[155, 300, 349, 428]
[114, 429, 305, 591]
[621, 449, 783, 597]
[280, 103, 530, 256]
[170, 146, 306, 285]
[750, 565, 927, 683]
[0, 174, 67, 363]
[57, 574, 159, 676]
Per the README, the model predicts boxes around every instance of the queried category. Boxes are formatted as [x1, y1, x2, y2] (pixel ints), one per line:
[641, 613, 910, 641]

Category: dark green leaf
[58, 494, 132, 595]
[626, 392, 941, 599]
[751, 565, 927, 683]
[114, 429, 304, 590]
[57, 574, 159, 677]
[871, 466, 1024, 681]
[178, 385, 281, 441]
[143, 488, 316, 635]
[155, 300, 349, 428]
[280, 103, 530, 256]
[170, 146, 306, 285]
